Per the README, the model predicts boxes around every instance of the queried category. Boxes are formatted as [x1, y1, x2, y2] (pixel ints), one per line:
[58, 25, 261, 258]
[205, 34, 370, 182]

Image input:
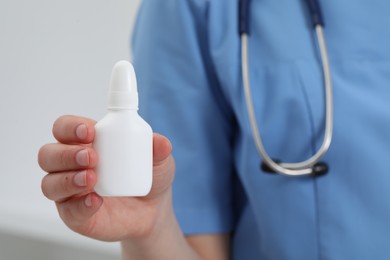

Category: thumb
[147, 133, 175, 198]
[153, 133, 172, 165]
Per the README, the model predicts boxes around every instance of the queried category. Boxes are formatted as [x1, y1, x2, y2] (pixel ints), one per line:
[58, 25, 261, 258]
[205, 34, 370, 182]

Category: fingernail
[76, 124, 88, 140]
[74, 171, 87, 187]
[75, 149, 89, 167]
[84, 194, 92, 207]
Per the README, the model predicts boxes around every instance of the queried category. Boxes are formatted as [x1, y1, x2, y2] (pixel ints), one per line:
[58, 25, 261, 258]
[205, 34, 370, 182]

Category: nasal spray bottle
[94, 61, 153, 197]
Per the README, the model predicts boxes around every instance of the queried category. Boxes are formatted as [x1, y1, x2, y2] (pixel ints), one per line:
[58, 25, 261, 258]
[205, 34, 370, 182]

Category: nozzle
[108, 60, 138, 110]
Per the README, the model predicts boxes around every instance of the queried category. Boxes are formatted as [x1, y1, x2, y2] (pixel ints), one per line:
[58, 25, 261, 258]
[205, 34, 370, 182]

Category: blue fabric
[132, 0, 390, 259]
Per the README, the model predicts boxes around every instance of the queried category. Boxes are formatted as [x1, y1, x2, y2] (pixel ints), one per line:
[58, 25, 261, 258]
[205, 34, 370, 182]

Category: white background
[0, 0, 141, 258]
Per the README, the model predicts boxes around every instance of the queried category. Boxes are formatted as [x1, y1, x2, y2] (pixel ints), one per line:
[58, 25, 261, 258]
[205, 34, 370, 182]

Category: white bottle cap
[108, 60, 138, 110]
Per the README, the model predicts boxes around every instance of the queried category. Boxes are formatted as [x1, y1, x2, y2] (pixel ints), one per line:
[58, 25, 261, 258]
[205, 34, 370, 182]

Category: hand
[38, 115, 175, 242]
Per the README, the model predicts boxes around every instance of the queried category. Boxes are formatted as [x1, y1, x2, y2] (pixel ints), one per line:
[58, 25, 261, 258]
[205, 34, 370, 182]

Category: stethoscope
[239, 0, 333, 177]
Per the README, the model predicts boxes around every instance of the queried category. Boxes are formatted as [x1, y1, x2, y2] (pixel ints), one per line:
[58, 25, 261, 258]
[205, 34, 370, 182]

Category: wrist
[120, 189, 200, 260]
[120, 188, 172, 249]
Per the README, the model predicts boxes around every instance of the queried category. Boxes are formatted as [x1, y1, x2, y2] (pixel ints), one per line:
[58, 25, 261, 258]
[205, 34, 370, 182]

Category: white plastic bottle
[94, 61, 153, 197]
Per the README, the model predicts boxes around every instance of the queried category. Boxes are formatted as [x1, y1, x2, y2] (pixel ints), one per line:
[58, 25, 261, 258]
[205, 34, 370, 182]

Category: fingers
[56, 193, 103, 231]
[41, 170, 97, 202]
[38, 143, 97, 173]
[53, 115, 96, 144]
[39, 115, 102, 237]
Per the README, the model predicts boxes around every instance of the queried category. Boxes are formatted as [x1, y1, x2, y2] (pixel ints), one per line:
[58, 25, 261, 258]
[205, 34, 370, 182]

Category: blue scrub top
[132, 0, 390, 259]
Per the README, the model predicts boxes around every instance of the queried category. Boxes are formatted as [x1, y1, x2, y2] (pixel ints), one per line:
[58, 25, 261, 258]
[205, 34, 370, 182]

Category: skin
[38, 115, 229, 260]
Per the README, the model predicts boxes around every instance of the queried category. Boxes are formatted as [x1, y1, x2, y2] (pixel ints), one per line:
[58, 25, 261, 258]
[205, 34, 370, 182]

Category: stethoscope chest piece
[261, 161, 329, 177]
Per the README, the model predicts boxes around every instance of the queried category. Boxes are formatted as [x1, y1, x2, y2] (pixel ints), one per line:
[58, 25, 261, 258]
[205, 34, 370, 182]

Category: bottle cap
[108, 60, 138, 110]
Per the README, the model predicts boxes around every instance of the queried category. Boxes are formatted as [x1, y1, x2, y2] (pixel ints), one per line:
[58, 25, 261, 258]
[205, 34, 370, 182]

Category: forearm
[121, 191, 201, 260]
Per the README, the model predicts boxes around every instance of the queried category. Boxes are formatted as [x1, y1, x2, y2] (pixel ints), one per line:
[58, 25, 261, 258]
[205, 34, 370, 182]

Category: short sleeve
[132, 0, 235, 234]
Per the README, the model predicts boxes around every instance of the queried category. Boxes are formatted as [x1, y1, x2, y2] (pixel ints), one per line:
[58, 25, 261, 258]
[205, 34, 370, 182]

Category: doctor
[38, 0, 390, 259]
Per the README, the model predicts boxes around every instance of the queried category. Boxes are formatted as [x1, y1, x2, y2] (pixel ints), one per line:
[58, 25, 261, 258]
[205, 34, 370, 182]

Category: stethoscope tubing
[239, 0, 334, 176]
